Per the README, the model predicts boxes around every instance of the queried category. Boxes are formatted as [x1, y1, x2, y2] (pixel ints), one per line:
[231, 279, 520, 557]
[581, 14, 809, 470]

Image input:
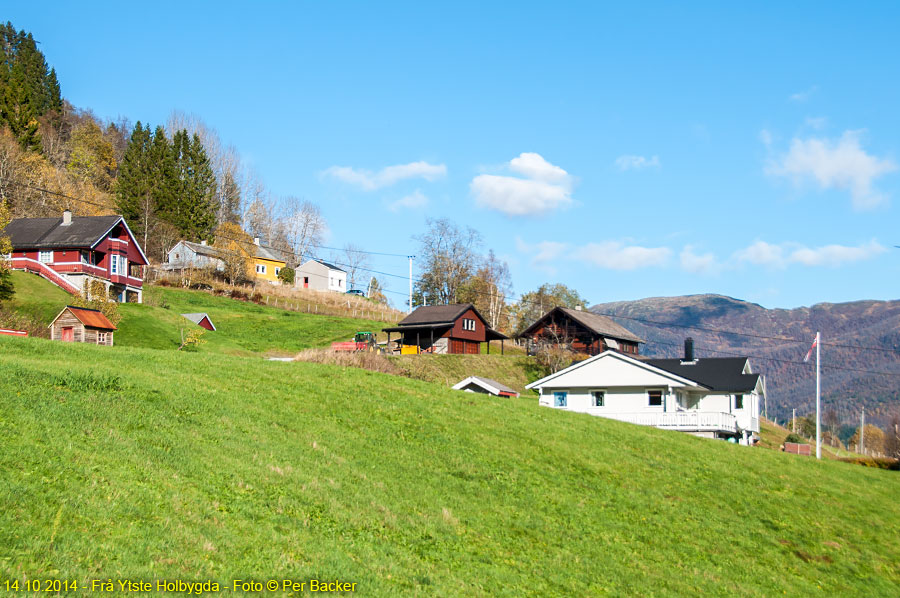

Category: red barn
[2, 210, 148, 303]
[382, 304, 508, 355]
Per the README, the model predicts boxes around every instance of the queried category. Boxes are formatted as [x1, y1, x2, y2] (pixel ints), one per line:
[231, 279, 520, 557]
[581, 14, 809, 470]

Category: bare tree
[413, 218, 482, 305]
[274, 197, 326, 266]
[341, 243, 371, 291]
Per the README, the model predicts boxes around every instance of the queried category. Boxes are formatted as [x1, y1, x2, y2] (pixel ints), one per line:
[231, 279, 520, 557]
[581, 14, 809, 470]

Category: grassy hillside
[4, 272, 393, 356]
[1, 336, 898, 596]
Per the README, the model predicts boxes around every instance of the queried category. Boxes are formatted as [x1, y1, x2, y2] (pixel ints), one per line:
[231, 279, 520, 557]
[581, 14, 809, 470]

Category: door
[61, 327, 74, 342]
[303, 276, 309, 288]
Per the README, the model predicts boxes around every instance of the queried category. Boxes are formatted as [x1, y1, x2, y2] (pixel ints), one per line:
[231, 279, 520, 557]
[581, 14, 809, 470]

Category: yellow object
[400, 345, 419, 355]
[252, 256, 286, 283]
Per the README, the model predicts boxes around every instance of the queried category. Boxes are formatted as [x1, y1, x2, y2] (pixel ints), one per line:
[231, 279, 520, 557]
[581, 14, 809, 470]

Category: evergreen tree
[115, 122, 154, 247]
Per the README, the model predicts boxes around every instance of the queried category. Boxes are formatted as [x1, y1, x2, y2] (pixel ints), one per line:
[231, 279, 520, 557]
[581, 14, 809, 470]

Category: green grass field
[1, 336, 898, 596]
[5, 271, 392, 356]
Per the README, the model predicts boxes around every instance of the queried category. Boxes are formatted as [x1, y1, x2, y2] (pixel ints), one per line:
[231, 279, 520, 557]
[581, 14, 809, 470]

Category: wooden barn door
[466, 341, 479, 354]
[61, 327, 74, 342]
[450, 339, 464, 354]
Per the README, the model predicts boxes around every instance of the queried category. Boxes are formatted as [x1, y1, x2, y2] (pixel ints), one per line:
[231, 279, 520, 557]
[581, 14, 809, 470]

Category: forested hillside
[592, 295, 900, 425]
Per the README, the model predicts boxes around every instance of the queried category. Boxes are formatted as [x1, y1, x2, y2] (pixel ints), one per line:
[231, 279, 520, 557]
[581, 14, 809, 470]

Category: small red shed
[49, 305, 117, 346]
[181, 313, 216, 331]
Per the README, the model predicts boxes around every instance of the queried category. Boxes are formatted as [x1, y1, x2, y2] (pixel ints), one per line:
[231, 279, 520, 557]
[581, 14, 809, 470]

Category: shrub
[784, 433, 808, 444]
[278, 266, 295, 285]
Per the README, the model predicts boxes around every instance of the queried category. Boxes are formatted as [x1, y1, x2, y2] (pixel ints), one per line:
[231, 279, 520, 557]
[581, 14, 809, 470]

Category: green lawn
[5, 272, 392, 356]
[1, 336, 898, 596]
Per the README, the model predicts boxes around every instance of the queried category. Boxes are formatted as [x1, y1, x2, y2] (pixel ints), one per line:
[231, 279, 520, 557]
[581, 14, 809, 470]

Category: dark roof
[254, 244, 285, 263]
[383, 303, 508, 339]
[645, 357, 759, 392]
[397, 304, 477, 326]
[178, 240, 224, 259]
[469, 376, 518, 395]
[4, 215, 122, 249]
[519, 306, 644, 343]
[314, 259, 345, 273]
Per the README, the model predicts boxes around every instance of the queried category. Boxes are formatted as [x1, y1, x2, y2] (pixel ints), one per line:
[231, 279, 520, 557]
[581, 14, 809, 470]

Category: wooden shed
[382, 304, 508, 355]
[181, 312, 216, 331]
[49, 305, 117, 346]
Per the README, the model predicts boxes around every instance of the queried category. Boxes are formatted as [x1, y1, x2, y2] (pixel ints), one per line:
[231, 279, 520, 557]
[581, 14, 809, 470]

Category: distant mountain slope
[590, 295, 900, 424]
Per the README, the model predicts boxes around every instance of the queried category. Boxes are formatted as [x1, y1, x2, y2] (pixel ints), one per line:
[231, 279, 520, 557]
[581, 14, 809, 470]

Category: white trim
[526, 350, 704, 390]
[90, 216, 149, 265]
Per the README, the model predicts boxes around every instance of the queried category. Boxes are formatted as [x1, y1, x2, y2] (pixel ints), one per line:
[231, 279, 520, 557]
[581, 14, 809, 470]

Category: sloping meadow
[1, 337, 898, 596]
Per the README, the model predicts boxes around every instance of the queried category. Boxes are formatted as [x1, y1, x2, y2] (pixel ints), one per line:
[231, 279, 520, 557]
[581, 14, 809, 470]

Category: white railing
[10, 257, 81, 294]
[598, 411, 738, 433]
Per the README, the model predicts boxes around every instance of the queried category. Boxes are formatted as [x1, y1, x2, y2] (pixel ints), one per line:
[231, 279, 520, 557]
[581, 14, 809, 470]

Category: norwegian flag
[803, 335, 818, 363]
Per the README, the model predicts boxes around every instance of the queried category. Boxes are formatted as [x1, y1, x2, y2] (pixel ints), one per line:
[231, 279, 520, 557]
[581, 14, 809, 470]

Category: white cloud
[509, 152, 571, 184]
[389, 189, 428, 212]
[322, 161, 446, 190]
[615, 155, 660, 171]
[759, 129, 773, 146]
[680, 245, 720, 275]
[766, 130, 897, 209]
[734, 239, 886, 269]
[471, 153, 573, 216]
[574, 241, 671, 270]
[515, 237, 570, 275]
[789, 86, 817, 102]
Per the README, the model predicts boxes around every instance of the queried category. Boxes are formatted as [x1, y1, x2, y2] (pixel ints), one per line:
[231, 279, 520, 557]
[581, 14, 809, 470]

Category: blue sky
[9, 1, 900, 308]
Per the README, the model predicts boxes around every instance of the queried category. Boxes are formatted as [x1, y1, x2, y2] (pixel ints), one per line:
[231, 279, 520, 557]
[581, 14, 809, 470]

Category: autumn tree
[884, 414, 900, 459]
[66, 120, 116, 191]
[213, 221, 253, 284]
[0, 198, 14, 302]
[511, 283, 587, 334]
[457, 249, 512, 331]
[850, 424, 886, 456]
[367, 277, 389, 305]
[413, 218, 482, 306]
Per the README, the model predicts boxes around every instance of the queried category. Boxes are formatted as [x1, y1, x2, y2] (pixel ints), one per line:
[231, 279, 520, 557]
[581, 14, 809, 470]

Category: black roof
[3, 215, 122, 249]
[645, 357, 760, 392]
[383, 303, 508, 339]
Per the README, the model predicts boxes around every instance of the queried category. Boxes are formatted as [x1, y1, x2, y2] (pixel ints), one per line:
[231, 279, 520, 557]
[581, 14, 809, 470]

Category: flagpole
[816, 331, 821, 460]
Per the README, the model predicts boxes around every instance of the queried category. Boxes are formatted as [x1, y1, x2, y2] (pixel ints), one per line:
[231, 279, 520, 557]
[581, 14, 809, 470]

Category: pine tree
[115, 122, 154, 247]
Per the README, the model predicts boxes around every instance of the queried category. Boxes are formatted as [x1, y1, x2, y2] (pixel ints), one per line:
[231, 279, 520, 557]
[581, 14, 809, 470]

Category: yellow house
[251, 238, 286, 284]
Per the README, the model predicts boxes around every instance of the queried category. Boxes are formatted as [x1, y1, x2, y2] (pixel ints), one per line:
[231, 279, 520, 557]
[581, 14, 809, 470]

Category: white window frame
[39, 250, 53, 264]
[553, 391, 568, 408]
[256, 264, 267, 275]
[462, 318, 476, 331]
[591, 390, 606, 407]
[97, 332, 108, 344]
[275, 267, 281, 276]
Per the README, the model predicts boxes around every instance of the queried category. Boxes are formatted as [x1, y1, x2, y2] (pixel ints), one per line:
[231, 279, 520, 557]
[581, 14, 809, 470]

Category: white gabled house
[295, 259, 347, 293]
[526, 339, 763, 445]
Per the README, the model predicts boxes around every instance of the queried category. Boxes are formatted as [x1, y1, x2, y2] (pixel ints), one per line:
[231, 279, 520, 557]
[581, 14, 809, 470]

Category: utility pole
[407, 255, 414, 314]
[860, 407, 865, 455]
[792, 409, 796, 433]
[815, 331, 821, 460]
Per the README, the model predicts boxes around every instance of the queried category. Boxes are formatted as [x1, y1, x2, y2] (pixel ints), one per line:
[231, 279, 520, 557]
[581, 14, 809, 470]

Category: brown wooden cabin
[518, 306, 643, 356]
[49, 305, 117, 346]
[382, 303, 508, 355]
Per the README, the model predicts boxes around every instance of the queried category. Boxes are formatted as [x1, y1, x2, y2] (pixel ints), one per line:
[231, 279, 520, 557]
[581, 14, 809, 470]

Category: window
[97, 332, 108, 344]
[648, 390, 663, 406]
[110, 254, 118, 274]
[275, 267, 281, 276]
[591, 391, 605, 407]
[80, 251, 89, 264]
[462, 318, 476, 331]
[39, 251, 53, 264]
[553, 391, 567, 407]
[1, 252, 11, 260]
[734, 394, 744, 409]
[256, 264, 267, 274]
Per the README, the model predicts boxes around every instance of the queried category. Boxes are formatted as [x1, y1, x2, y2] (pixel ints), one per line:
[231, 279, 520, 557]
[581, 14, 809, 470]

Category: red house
[382, 304, 508, 355]
[2, 210, 148, 303]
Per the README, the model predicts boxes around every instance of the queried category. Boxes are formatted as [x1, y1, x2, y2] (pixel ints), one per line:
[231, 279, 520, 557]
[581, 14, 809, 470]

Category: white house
[295, 259, 347, 293]
[526, 339, 763, 445]
[452, 376, 520, 397]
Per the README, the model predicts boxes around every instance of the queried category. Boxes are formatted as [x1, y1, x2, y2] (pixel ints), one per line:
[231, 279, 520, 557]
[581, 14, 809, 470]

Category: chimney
[200, 240, 207, 246]
[62, 209, 72, 225]
[684, 337, 694, 362]
[575, 305, 583, 311]
[253, 237, 260, 246]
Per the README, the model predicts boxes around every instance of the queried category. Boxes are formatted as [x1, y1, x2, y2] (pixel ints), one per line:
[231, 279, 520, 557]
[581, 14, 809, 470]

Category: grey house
[165, 240, 224, 272]
[295, 259, 347, 292]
